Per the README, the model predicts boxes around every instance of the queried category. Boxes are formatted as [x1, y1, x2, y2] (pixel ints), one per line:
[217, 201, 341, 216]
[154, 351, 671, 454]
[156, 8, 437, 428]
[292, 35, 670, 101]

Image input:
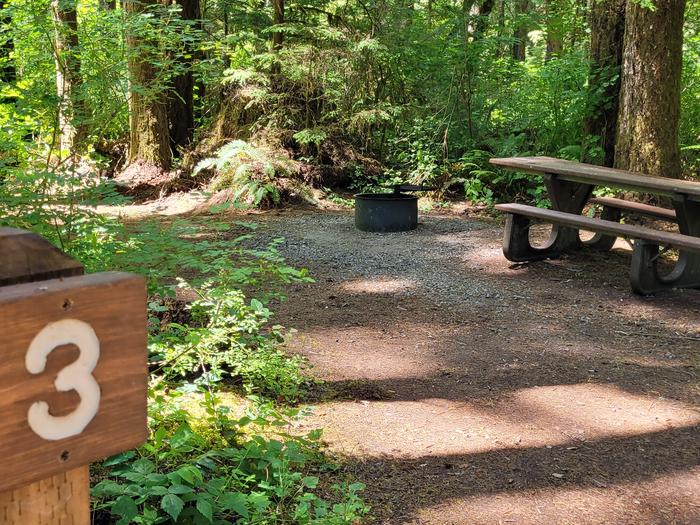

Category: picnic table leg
[581, 205, 621, 251]
[630, 195, 700, 294]
[501, 174, 593, 261]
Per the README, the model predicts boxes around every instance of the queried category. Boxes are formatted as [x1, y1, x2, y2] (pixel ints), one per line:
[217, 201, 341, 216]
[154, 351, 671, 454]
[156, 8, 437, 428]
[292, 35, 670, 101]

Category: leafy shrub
[92, 392, 368, 524]
[194, 140, 300, 207]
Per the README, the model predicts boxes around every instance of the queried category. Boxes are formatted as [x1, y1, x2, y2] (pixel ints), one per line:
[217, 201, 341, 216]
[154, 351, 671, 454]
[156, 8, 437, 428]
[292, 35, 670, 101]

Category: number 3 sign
[26, 319, 101, 441]
[0, 272, 147, 493]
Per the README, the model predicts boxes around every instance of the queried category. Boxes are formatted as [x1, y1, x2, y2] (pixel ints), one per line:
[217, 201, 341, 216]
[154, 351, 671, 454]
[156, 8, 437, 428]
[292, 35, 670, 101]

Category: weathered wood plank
[490, 156, 700, 199]
[0, 467, 90, 524]
[495, 203, 700, 253]
[0, 228, 84, 286]
[0, 272, 147, 493]
[588, 197, 677, 221]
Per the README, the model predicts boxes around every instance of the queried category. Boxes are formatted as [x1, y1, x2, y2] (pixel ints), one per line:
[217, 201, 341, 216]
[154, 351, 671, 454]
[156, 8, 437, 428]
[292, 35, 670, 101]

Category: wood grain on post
[0, 230, 90, 525]
[0, 231, 147, 524]
[1, 467, 89, 525]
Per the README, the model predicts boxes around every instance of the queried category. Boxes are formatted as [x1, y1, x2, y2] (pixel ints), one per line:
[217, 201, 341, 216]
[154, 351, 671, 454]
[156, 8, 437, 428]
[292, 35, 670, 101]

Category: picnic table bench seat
[588, 197, 676, 221]
[489, 156, 700, 295]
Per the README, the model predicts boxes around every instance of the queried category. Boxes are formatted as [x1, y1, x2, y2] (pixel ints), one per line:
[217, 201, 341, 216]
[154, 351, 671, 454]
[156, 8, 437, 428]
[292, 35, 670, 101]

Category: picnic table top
[490, 156, 700, 200]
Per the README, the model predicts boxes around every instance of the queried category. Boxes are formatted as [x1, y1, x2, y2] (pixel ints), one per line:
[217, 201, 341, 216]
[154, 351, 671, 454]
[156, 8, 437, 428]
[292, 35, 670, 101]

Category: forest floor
[250, 206, 700, 525]
[117, 199, 700, 524]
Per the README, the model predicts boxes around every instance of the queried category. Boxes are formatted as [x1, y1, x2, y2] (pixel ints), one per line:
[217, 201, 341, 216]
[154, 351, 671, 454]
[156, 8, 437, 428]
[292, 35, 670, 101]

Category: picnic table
[488, 156, 700, 295]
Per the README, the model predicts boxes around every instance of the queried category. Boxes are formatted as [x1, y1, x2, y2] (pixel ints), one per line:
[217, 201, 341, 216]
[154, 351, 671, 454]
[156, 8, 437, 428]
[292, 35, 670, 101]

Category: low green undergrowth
[88, 217, 368, 524]
[92, 391, 368, 525]
[0, 174, 368, 524]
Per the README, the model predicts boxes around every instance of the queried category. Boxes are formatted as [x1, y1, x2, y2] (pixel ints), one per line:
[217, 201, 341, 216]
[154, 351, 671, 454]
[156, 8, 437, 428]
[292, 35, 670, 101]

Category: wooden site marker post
[0, 229, 147, 524]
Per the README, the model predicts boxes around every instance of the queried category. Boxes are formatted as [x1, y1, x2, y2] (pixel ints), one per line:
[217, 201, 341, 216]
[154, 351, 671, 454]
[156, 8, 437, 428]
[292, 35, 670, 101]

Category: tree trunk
[544, 0, 564, 60]
[167, 0, 200, 155]
[51, 0, 88, 154]
[511, 0, 529, 61]
[614, 0, 686, 178]
[470, 0, 494, 40]
[270, 0, 284, 80]
[582, 0, 625, 166]
[0, 0, 15, 84]
[125, 0, 172, 169]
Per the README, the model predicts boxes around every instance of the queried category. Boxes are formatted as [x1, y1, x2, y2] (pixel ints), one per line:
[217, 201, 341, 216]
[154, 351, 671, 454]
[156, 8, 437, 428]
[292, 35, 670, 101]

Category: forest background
[0, 0, 698, 523]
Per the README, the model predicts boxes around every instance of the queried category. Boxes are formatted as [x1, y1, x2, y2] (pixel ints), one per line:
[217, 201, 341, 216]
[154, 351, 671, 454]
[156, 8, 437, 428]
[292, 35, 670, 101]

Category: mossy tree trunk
[511, 0, 529, 61]
[51, 0, 88, 155]
[544, 0, 565, 60]
[582, 0, 625, 166]
[125, 0, 172, 169]
[167, 0, 200, 155]
[614, 0, 686, 178]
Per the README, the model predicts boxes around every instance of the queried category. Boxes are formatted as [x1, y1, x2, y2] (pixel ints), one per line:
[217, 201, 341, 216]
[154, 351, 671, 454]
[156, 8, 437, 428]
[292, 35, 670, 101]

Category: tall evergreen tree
[167, 0, 200, 154]
[125, 0, 172, 169]
[582, 0, 625, 166]
[614, 0, 686, 178]
[51, 0, 87, 153]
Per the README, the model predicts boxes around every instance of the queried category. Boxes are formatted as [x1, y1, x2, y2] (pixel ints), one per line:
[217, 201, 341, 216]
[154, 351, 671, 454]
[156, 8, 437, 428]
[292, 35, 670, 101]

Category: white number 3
[25, 319, 101, 441]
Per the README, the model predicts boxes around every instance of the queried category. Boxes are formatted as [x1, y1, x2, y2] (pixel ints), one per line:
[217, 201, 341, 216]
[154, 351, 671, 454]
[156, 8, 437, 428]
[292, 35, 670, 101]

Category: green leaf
[168, 483, 194, 494]
[220, 492, 249, 518]
[302, 476, 319, 488]
[250, 298, 263, 311]
[103, 451, 136, 467]
[161, 493, 185, 522]
[196, 497, 214, 523]
[112, 495, 138, 522]
[176, 465, 202, 484]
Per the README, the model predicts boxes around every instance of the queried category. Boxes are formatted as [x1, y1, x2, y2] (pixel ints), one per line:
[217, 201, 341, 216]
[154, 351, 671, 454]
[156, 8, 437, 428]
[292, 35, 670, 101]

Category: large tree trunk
[469, 0, 494, 40]
[125, 0, 172, 169]
[0, 0, 15, 84]
[51, 0, 88, 154]
[544, 0, 564, 60]
[614, 0, 686, 178]
[511, 0, 529, 61]
[167, 0, 200, 155]
[582, 0, 625, 166]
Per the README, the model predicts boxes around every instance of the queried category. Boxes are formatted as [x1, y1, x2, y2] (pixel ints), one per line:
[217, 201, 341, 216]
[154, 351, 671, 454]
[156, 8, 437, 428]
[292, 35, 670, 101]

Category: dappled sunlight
[288, 326, 452, 381]
[311, 383, 700, 459]
[339, 277, 418, 294]
[415, 470, 700, 525]
[508, 383, 700, 440]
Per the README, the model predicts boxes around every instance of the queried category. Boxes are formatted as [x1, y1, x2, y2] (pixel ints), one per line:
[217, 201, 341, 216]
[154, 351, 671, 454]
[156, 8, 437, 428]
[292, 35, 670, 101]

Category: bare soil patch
[251, 208, 700, 525]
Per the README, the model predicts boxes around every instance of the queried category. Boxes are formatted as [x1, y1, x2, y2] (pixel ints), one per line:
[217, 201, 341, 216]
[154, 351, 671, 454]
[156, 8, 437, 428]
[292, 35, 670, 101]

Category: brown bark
[511, 0, 529, 61]
[167, 0, 200, 154]
[470, 0, 494, 40]
[51, 0, 88, 154]
[125, 0, 172, 169]
[582, 0, 625, 166]
[614, 0, 686, 178]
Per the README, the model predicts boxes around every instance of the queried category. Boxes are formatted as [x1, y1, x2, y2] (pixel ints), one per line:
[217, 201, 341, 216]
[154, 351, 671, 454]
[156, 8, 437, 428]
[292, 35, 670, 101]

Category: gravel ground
[247, 208, 700, 525]
[253, 211, 503, 306]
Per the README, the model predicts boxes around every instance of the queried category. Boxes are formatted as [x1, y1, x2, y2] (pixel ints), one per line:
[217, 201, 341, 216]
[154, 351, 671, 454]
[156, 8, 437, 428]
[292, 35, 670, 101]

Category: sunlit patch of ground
[290, 325, 451, 381]
[415, 469, 700, 525]
[340, 277, 418, 294]
[306, 383, 699, 459]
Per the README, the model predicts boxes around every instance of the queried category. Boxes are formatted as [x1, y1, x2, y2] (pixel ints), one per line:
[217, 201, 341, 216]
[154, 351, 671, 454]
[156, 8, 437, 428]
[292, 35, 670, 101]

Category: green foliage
[195, 140, 300, 207]
[92, 392, 369, 524]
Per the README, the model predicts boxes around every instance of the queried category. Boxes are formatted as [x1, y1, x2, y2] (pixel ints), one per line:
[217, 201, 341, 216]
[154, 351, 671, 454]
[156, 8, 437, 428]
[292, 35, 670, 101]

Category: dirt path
[253, 208, 700, 525]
